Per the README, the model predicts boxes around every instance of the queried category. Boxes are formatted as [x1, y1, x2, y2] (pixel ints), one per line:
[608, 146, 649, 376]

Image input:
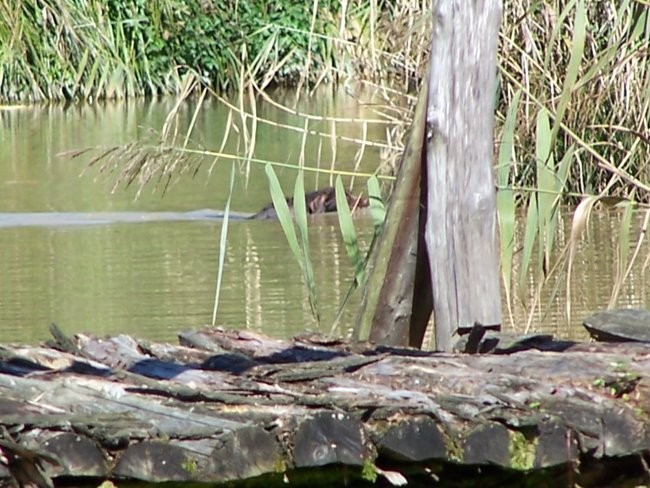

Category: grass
[0, 1, 343, 102]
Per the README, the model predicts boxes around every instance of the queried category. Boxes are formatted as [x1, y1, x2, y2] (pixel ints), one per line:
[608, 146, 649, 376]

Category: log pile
[0, 326, 649, 487]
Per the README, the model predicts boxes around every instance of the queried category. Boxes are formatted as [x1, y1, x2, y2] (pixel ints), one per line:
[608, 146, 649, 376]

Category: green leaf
[535, 108, 556, 269]
[293, 171, 320, 323]
[518, 195, 539, 302]
[367, 175, 386, 231]
[265, 163, 301, 258]
[211, 161, 236, 325]
[336, 176, 365, 287]
[497, 90, 520, 299]
[264, 164, 320, 324]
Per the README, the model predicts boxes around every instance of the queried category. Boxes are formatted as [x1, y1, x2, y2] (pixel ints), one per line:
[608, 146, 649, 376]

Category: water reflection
[0, 89, 383, 343]
[505, 208, 650, 341]
[1, 91, 649, 345]
[0, 214, 372, 343]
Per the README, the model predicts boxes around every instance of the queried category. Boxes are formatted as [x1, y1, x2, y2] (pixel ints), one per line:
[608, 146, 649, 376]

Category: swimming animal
[251, 186, 369, 219]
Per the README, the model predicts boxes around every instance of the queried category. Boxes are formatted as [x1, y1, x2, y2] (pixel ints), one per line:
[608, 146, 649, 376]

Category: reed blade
[609, 202, 635, 308]
[293, 171, 320, 324]
[367, 175, 386, 231]
[265, 163, 320, 324]
[497, 90, 520, 318]
[335, 176, 365, 288]
[518, 195, 539, 304]
[535, 108, 556, 272]
[211, 161, 236, 325]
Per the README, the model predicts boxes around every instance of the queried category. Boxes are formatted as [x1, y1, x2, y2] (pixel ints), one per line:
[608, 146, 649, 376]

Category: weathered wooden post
[425, 0, 502, 350]
[354, 0, 502, 351]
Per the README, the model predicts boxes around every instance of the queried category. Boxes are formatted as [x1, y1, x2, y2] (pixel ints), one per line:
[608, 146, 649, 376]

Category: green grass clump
[0, 0, 341, 102]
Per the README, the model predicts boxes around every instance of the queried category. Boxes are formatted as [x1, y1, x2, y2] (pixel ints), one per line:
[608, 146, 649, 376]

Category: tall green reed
[264, 164, 320, 324]
[330, 175, 385, 334]
[211, 162, 236, 325]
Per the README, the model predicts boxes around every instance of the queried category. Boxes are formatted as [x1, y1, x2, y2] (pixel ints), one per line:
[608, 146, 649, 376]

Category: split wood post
[353, 80, 432, 347]
[425, 0, 503, 351]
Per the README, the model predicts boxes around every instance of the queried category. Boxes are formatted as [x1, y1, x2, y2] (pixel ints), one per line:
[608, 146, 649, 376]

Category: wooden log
[293, 412, 366, 467]
[425, 0, 503, 350]
[376, 416, 446, 462]
[113, 441, 193, 482]
[1, 328, 650, 486]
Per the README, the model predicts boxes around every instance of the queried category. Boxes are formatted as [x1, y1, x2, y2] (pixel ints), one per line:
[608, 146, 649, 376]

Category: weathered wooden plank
[425, 0, 503, 350]
[207, 426, 283, 481]
[1, 328, 650, 486]
[113, 441, 195, 481]
[584, 308, 650, 343]
[354, 76, 432, 347]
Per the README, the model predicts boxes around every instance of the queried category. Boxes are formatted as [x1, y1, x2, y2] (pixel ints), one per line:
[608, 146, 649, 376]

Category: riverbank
[1, 325, 649, 487]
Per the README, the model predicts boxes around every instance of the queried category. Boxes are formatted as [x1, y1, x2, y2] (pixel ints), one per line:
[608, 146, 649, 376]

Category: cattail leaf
[367, 175, 386, 230]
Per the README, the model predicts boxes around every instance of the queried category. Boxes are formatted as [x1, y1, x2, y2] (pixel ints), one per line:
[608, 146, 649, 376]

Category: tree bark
[425, 0, 503, 351]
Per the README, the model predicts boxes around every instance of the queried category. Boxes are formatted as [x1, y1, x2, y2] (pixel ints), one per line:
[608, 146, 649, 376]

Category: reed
[335, 176, 366, 287]
[211, 162, 236, 326]
[264, 165, 321, 324]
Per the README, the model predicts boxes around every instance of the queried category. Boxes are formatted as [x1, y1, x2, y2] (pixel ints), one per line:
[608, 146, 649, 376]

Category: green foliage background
[0, 0, 341, 101]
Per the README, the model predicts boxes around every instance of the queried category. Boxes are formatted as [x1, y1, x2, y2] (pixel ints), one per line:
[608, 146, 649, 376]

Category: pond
[0, 88, 648, 345]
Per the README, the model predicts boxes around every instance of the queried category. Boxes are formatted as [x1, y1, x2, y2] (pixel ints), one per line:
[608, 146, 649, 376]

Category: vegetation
[265, 166, 321, 324]
[18, 1, 650, 335]
[0, 0, 340, 101]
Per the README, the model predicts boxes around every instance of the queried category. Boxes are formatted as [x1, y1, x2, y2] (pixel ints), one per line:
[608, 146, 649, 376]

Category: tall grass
[211, 162, 236, 326]
[0, 1, 342, 102]
[494, 0, 650, 327]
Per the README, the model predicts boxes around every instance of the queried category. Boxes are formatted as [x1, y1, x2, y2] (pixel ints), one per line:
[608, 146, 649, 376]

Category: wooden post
[425, 0, 503, 351]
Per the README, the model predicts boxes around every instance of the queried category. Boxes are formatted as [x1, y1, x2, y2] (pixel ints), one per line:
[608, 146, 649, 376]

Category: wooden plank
[583, 308, 650, 343]
[424, 0, 503, 350]
[1, 328, 650, 486]
[354, 77, 432, 346]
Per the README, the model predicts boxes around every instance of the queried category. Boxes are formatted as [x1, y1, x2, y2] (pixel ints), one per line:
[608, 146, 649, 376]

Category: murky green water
[0, 89, 382, 344]
[1, 89, 648, 345]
